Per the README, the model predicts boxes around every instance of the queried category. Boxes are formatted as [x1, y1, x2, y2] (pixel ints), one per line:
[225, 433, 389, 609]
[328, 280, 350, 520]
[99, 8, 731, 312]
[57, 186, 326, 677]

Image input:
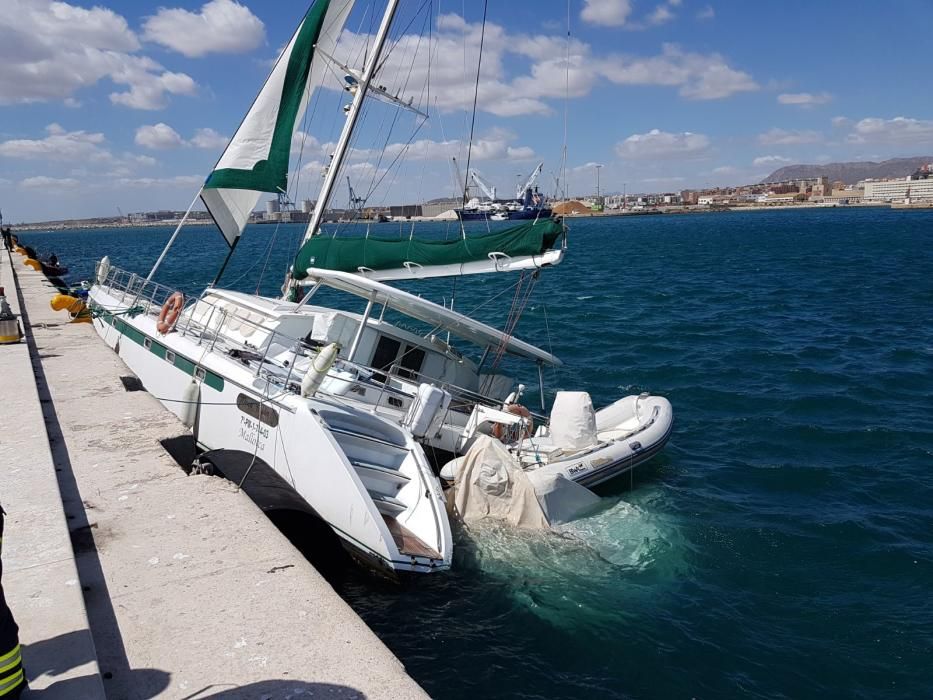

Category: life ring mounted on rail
[156, 292, 184, 335]
[492, 403, 533, 444]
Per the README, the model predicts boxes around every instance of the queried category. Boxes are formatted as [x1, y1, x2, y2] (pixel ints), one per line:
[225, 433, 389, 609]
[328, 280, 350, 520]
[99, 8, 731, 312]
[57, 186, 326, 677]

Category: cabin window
[236, 393, 279, 428]
[370, 335, 401, 382]
[396, 345, 426, 380]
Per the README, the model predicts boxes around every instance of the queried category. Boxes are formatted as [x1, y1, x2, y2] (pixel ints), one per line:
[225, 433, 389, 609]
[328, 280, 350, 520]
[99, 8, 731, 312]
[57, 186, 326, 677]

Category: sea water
[23, 207, 933, 698]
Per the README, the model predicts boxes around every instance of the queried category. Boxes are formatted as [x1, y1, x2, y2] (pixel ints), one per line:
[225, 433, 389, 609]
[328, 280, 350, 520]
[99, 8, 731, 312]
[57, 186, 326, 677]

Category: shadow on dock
[23, 630, 169, 698]
[12, 271, 169, 697]
[159, 435, 355, 588]
[181, 680, 365, 698]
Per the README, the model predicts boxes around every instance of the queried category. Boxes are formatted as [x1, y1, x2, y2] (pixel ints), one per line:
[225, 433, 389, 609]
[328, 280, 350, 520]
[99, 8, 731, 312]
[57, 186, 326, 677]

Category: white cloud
[351, 129, 535, 164]
[711, 165, 737, 175]
[847, 116, 933, 144]
[641, 176, 684, 183]
[329, 16, 757, 119]
[753, 155, 793, 167]
[581, 0, 633, 27]
[831, 116, 851, 128]
[697, 5, 715, 20]
[127, 153, 158, 167]
[142, 0, 265, 58]
[599, 44, 758, 100]
[0, 0, 197, 109]
[647, 5, 675, 25]
[758, 128, 822, 145]
[778, 92, 833, 107]
[109, 61, 197, 109]
[507, 146, 536, 159]
[616, 129, 711, 159]
[0, 123, 110, 161]
[19, 176, 80, 189]
[135, 123, 184, 150]
[190, 128, 228, 150]
[116, 175, 203, 188]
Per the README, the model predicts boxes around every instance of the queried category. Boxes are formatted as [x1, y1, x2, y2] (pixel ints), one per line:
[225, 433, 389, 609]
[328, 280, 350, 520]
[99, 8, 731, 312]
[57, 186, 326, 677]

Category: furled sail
[292, 218, 565, 281]
[201, 0, 355, 247]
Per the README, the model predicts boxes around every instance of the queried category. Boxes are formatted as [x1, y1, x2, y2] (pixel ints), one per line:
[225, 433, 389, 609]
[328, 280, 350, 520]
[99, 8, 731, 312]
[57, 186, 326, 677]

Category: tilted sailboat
[89, 0, 672, 568]
[88, 0, 463, 576]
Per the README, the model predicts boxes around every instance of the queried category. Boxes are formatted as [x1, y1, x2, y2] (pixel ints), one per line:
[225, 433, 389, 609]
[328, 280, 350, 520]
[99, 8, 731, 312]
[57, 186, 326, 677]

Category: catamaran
[87, 0, 672, 574]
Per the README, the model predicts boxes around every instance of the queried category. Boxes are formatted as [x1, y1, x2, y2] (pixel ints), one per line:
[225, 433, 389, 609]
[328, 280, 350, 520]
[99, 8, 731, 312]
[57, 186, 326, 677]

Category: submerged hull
[87, 281, 452, 576]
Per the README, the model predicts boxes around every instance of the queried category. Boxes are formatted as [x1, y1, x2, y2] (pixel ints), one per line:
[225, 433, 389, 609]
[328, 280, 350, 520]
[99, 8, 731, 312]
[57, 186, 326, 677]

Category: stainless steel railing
[95, 264, 539, 426]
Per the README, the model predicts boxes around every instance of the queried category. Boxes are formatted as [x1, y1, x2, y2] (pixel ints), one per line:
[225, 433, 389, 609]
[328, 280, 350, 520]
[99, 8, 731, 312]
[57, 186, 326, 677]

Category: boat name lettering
[238, 415, 270, 449]
[568, 463, 588, 475]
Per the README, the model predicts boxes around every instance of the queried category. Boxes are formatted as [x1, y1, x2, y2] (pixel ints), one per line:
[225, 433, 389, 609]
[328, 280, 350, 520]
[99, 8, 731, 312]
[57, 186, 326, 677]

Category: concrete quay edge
[1, 247, 106, 698]
[4, 248, 430, 699]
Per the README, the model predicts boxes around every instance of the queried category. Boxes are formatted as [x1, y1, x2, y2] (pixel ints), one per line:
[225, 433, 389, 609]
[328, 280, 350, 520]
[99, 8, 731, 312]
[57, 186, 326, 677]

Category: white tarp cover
[452, 437, 601, 529]
[525, 470, 601, 525]
[453, 436, 549, 530]
[548, 391, 598, 450]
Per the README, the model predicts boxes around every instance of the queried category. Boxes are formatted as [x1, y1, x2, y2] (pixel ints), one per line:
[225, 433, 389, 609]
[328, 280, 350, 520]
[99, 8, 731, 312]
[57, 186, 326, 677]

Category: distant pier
[0, 247, 427, 698]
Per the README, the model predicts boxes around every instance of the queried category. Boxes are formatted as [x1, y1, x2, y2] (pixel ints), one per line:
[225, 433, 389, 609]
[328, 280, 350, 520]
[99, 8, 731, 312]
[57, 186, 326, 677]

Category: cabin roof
[301, 269, 561, 366]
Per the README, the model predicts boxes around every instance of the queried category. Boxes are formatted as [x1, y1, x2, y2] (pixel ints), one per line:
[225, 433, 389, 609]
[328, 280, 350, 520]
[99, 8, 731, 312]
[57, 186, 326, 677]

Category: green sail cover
[292, 218, 564, 279]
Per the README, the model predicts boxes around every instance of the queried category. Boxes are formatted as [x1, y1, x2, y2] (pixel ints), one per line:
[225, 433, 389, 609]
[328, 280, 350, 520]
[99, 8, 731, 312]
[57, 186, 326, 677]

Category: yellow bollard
[23, 258, 41, 271]
[50, 294, 91, 323]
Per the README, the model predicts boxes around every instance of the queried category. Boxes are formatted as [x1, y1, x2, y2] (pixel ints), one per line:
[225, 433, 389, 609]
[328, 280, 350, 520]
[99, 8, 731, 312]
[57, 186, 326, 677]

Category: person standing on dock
[0, 508, 26, 698]
[1, 229, 12, 252]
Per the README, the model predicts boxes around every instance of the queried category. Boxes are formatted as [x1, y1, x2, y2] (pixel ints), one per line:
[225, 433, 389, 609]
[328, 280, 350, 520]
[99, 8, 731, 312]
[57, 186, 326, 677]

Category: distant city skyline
[2, 0, 932, 222]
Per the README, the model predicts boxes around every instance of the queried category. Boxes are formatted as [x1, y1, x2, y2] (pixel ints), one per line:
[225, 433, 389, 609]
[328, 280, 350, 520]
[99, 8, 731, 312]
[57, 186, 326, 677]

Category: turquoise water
[23, 208, 933, 698]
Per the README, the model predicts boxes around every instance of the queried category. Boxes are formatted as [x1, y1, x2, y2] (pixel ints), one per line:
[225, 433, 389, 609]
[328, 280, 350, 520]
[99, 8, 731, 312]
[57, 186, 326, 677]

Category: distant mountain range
[763, 156, 933, 185]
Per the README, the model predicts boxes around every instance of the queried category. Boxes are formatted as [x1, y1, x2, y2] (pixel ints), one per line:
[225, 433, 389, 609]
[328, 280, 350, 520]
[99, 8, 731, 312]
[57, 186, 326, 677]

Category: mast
[299, 0, 400, 248]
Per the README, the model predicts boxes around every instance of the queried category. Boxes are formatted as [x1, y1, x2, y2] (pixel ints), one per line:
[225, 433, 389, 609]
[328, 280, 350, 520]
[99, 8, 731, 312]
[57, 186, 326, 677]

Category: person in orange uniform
[0, 508, 25, 698]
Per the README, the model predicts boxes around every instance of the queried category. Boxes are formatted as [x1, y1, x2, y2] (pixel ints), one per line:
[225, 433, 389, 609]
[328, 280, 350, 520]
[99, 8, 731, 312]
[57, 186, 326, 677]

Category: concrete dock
[0, 247, 428, 698]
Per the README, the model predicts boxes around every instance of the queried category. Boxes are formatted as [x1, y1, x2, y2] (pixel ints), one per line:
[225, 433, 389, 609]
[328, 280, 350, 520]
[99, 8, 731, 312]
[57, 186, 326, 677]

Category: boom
[469, 169, 497, 201]
[516, 162, 544, 199]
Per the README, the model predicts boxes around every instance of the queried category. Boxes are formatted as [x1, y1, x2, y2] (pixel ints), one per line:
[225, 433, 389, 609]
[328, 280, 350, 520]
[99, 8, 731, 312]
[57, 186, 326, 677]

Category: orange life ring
[492, 403, 533, 443]
[156, 292, 184, 335]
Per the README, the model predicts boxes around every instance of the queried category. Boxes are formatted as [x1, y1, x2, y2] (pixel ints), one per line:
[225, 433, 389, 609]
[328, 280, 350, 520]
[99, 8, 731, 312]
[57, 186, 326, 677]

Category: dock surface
[0, 247, 428, 698]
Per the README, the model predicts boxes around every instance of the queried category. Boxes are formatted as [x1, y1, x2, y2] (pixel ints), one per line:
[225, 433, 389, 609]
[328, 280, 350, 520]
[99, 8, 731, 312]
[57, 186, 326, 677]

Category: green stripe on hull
[98, 310, 224, 392]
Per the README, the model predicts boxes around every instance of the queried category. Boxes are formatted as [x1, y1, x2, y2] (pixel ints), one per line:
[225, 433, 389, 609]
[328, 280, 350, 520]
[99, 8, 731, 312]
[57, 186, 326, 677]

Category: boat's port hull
[87, 283, 452, 575]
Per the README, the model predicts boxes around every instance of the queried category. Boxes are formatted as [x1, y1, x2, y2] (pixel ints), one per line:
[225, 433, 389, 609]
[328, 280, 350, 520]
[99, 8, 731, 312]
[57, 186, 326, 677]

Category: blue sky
[1, 0, 932, 222]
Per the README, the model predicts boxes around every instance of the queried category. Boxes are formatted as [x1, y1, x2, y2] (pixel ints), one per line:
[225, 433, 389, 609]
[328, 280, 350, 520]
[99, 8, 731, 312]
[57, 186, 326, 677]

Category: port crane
[347, 176, 364, 211]
[469, 169, 497, 201]
[516, 162, 544, 199]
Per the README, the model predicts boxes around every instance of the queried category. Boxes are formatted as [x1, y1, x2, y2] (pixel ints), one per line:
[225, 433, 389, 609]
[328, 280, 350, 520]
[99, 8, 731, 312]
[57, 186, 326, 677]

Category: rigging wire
[558, 0, 571, 200]
[459, 0, 489, 239]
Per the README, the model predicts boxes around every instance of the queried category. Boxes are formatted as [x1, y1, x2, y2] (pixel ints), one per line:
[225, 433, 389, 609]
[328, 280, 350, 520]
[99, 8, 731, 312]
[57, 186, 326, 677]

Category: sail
[201, 0, 355, 246]
[292, 218, 564, 280]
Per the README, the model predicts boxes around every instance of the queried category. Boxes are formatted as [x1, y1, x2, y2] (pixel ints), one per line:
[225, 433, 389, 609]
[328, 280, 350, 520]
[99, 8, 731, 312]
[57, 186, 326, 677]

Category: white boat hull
[526, 395, 673, 489]
[88, 284, 452, 576]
